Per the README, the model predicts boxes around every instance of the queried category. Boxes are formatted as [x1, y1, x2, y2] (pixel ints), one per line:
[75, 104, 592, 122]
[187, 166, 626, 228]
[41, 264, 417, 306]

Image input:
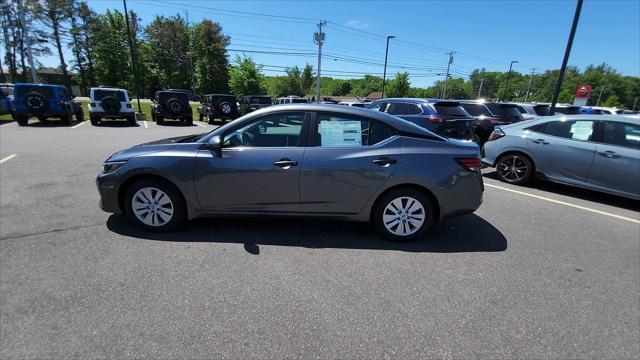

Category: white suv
[89, 87, 135, 126]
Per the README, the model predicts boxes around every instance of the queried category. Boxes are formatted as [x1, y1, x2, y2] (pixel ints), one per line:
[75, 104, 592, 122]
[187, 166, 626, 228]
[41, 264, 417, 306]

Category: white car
[274, 96, 309, 105]
[89, 87, 135, 126]
[338, 101, 367, 108]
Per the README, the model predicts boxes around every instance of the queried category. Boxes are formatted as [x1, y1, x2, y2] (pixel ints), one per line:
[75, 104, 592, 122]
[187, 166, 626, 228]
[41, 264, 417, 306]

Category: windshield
[159, 92, 188, 102]
[486, 103, 522, 117]
[94, 89, 126, 101]
[250, 97, 272, 104]
[461, 103, 491, 117]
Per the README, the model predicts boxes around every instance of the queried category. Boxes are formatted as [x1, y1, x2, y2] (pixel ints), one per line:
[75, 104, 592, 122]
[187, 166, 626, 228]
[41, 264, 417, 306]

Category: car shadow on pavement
[93, 121, 140, 127]
[27, 120, 78, 127]
[483, 170, 640, 212]
[156, 122, 199, 127]
[0, 119, 15, 125]
[106, 213, 507, 253]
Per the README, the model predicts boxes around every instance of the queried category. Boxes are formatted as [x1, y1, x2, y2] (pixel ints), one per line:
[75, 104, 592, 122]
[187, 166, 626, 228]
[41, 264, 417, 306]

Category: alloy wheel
[498, 155, 529, 182]
[131, 187, 174, 227]
[382, 196, 425, 237]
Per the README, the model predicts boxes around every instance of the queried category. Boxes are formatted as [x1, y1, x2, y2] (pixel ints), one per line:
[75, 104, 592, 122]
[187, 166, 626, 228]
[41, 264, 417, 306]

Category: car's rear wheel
[156, 116, 164, 125]
[62, 110, 72, 125]
[372, 188, 433, 241]
[37, 116, 47, 122]
[124, 179, 186, 232]
[184, 116, 193, 126]
[90, 115, 100, 126]
[127, 115, 136, 125]
[75, 109, 84, 122]
[496, 153, 533, 185]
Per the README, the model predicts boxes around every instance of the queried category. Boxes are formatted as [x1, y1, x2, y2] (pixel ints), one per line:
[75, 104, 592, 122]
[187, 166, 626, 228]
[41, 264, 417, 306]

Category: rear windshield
[291, 98, 308, 103]
[433, 103, 472, 118]
[554, 106, 581, 115]
[533, 105, 551, 116]
[15, 85, 54, 98]
[159, 92, 188, 102]
[94, 89, 126, 101]
[250, 97, 272, 104]
[486, 103, 522, 117]
[461, 103, 491, 117]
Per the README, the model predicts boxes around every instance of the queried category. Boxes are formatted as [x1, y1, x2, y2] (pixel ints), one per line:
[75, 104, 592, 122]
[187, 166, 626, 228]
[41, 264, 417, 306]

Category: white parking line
[143, 121, 148, 128]
[0, 154, 17, 164]
[195, 121, 206, 128]
[71, 121, 86, 129]
[485, 183, 640, 224]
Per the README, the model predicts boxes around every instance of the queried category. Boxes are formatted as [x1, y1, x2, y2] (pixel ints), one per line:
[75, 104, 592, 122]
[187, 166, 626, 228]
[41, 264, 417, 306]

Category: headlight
[102, 161, 126, 174]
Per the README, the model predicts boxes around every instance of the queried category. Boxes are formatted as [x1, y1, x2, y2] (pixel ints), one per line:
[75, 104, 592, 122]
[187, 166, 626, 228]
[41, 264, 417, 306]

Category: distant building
[367, 91, 382, 100]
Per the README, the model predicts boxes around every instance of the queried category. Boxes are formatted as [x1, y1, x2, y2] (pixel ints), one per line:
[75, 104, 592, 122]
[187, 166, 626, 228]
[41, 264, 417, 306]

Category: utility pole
[17, 0, 38, 83]
[550, 0, 583, 115]
[633, 97, 638, 111]
[381, 35, 396, 99]
[313, 21, 326, 103]
[596, 86, 604, 106]
[477, 68, 485, 99]
[442, 51, 455, 99]
[123, 0, 142, 115]
[503, 60, 519, 100]
[525, 67, 536, 102]
[185, 11, 196, 95]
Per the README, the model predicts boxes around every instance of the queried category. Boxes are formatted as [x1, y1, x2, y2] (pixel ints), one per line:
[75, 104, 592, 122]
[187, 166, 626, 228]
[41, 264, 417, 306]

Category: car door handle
[597, 150, 620, 158]
[530, 138, 549, 145]
[371, 157, 397, 167]
[273, 158, 298, 169]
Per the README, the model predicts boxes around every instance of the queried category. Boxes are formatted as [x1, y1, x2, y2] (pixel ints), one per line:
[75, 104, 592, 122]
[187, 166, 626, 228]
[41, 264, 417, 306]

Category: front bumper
[96, 173, 122, 214]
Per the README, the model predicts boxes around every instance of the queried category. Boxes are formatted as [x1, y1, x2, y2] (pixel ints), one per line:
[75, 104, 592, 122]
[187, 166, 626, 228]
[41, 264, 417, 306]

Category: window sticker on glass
[319, 120, 362, 147]
[570, 121, 593, 141]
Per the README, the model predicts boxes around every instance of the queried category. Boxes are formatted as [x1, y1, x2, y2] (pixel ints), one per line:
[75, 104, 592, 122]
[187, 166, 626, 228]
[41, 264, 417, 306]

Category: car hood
[106, 134, 200, 162]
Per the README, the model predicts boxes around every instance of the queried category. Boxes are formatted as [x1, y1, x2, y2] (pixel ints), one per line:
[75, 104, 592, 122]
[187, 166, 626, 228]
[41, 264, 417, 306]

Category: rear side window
[251, 97, 271, 104]
[461, 103, 491, 117]
[533, 105, 551, 116]
[433, 103, 471, 118]
[533, 120, 595, 141]
[516, 106, 527, 114]
[485, 103, 521, 117]
[367, 102, 387, 112]
[315, 113, 396, 147]
[16, 86, 54, 98]
[601, 122, 640, 149]
[387, 103, 421, 115]
[94, 90, 126, 101]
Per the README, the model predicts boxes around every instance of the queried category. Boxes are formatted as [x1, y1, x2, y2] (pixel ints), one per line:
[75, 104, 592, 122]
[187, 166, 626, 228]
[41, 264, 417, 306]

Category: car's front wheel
[124, 179, 187, 232]
[372, 188, 434, 241]
[496, 153, 533, 185]
[15, 115, 29, 126]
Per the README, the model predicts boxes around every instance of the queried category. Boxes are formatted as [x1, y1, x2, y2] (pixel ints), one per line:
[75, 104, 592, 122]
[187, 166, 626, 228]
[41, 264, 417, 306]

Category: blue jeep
[0, 83, 13, 116]
[12, 83, 84, 126]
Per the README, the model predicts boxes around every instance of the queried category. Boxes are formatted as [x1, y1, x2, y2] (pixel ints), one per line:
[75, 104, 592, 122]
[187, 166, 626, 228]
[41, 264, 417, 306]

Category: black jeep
[151, 90, 193, 126]
[197, 94, 239, 124]
[238, 95, 272, 116]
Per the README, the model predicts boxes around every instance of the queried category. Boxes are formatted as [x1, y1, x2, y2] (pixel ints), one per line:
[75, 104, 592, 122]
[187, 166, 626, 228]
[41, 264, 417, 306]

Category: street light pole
[477, 68, 485, 99]
[550, 0, 583, 115]
[313, 21, 326, 103]
[503, 60, 519, 100]
[381, 35, 395, 99]
[525, 67, 536, 102]
[123, 0, 142, 114]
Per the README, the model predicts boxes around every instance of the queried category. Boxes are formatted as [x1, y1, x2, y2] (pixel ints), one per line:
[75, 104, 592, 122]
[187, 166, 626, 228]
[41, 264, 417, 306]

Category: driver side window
[223, 112, 306, 148]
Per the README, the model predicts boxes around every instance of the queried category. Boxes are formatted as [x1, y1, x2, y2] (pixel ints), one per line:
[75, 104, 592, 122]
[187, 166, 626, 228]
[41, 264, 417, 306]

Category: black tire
[198, 113, 204, 122]
[23, 92, 48, 112]
[90, 115, 100, 126]
[207, 114, 215, 125]
[124, 178, 187, 232]
[127, 115, 136, 125]
[101, 96, 121, 114]
[166, 98, 184, 114]
[496, 153, 534, 185]
[16, 115, 29, 126]
[156, 116, 164, 125]
[75, 109, 84, 123]
[184, 116, 193, 126]
[372, 188, 434, 242]
[218, 102, 233, 116]
[37, 116, 47, 122]
[61, 110, 72, 125]
[151, 112, 156, 122]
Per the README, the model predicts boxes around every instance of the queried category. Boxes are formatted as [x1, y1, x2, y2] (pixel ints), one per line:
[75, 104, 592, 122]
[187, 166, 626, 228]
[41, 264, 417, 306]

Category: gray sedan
[483, 114, 640, 200]
[97, 104, 483, 241]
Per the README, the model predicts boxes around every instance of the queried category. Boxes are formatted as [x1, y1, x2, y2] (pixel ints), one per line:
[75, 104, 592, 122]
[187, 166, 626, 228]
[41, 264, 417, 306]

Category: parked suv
[167, 89, 200, 102]
[238, 95, 272, 115]
[88, 87, 135, 126]
[11, 83, 83, 126]
[197, 94, 239, 124]
[459, 101, 525, 145]
[367, 98, 475, 140]
[151, 90, 193, 126]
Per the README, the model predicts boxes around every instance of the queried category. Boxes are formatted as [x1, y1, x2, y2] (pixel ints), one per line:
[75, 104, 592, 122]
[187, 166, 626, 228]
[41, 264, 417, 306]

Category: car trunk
[485, 103, 525, 124]
[433, 101, 475, 139]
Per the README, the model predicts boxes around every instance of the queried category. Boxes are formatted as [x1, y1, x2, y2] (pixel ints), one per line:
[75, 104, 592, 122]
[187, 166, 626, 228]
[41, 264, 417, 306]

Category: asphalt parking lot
[1, 119, 639, 358]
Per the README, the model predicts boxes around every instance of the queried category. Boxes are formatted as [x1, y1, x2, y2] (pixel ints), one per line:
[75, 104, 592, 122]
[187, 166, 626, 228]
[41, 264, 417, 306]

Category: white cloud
[344, 19, 370, 31]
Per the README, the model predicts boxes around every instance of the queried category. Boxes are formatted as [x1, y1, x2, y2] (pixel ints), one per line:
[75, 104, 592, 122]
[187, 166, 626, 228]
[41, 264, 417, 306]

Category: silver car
[97, 104, 483, 241]
[483, 115, 640, 200]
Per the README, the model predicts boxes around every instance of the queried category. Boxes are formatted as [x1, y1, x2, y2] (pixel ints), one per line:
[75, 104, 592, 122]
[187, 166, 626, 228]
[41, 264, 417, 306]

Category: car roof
[244, 103, 447, 138]
[204, 94, 235, 97]
[91, 87, 126, 91]
[15, 83, 63, 89]
[535, 114, 639, 124]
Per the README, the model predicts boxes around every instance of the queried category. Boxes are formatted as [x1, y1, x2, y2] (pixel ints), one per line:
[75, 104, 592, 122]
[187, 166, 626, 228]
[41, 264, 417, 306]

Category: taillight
[488, 128, 506, 141]
[456, 157, 482, 172]
[428, 116, 444, 123]
[489, 118, 500, 125]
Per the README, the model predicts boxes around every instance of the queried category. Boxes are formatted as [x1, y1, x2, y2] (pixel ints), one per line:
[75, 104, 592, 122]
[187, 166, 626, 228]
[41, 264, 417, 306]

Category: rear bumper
[438, 171, 484, 219]
[14, 110, 68, 117]
[153, 111, 192, 119]
[90, 111, 134, 119]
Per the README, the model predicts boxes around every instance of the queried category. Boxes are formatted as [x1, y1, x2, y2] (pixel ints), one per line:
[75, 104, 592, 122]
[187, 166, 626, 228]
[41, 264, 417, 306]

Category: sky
[38, 0, 640, 88]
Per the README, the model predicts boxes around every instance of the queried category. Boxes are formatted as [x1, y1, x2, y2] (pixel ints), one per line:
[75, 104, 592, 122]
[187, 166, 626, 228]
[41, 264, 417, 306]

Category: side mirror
[207, 135, 222, 156]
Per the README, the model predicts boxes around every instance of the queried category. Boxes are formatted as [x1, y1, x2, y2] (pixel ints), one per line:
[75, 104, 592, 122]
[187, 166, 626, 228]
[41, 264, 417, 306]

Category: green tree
[386, 72, 411, 98]
[37, 0, 73, 89]
[301, 63, 314, 94]
[145, 15, 191, 91]
[228, 54, 264, 96]
[191, 19, 230, 94]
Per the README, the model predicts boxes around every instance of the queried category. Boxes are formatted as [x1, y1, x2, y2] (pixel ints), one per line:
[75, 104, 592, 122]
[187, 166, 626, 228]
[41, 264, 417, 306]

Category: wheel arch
[370, 183, 441, 222]
[495, 150, 537, 174]
[118, 173, 188, 217]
